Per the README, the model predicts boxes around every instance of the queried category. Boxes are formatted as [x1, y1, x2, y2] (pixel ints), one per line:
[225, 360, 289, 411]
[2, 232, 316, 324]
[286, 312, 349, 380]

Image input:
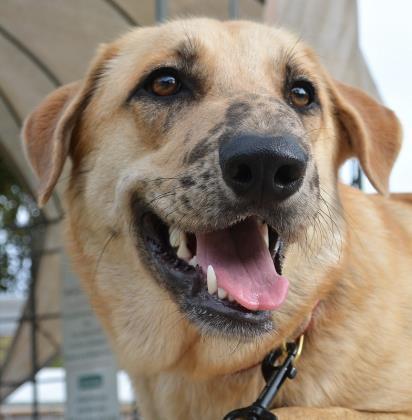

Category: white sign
[62, 258, 120, 420]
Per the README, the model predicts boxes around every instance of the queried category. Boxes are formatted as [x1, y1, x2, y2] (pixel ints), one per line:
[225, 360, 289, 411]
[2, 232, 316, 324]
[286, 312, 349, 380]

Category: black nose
[219, 134, 308, 204]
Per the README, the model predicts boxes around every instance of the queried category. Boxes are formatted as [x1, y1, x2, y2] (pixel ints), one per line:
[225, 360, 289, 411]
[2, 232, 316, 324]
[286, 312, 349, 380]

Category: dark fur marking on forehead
[174, 37, 199, 70]
[174, 36, 211, 98]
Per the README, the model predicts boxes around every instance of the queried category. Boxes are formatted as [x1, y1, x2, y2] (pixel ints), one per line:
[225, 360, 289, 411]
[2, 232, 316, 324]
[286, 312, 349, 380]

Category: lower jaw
[132, 199, 285, 338]
[181, 293, 274, 339]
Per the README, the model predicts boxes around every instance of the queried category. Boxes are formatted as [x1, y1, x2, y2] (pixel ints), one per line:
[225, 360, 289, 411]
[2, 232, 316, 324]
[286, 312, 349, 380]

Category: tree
[0, 157, 41, 295]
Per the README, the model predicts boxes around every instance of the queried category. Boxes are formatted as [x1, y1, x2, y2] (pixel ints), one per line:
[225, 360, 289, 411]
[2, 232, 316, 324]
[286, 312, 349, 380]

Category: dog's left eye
[288, 81, 315, 109]
[146, 69, 182, 97]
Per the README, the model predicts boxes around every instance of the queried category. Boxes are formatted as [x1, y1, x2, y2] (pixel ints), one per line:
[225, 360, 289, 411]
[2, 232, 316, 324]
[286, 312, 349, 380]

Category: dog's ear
[22, 44, 116, 207]
[330, 80, 402, 195]
[22, 82, 83, 207]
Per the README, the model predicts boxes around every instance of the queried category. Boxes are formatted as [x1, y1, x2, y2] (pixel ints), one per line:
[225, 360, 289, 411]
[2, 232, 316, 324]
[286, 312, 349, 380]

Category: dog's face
[23, 19, 401, 377]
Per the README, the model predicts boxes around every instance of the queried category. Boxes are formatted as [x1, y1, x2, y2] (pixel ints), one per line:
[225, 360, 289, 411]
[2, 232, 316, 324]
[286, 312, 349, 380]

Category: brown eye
[289, 81, 315, 109]
[151, 74, 181, 96]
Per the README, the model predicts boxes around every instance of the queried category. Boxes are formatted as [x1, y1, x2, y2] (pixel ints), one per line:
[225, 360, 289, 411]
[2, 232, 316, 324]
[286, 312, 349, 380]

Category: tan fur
[22, 19, 412, 419]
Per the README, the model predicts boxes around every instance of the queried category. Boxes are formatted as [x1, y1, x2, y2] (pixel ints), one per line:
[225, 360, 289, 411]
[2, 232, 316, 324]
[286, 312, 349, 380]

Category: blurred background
[0, 0, 410, 418]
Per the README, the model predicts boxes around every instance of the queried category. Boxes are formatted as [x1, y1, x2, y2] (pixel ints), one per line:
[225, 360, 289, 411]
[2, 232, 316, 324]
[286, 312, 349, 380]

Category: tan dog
[22, 19, 412, 419]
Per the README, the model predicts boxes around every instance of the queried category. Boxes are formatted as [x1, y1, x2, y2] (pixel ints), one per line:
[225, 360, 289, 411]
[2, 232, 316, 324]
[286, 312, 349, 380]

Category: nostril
[231, 163, 253, 184]
[274, 164, 304, 187]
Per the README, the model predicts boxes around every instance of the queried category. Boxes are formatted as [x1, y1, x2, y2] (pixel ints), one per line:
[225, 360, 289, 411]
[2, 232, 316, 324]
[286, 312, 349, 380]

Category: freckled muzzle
[128, 113, 317, 339]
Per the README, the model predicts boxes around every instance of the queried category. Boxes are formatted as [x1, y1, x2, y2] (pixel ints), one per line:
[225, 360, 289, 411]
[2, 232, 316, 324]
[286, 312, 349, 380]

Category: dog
[22, 19, 412, 419]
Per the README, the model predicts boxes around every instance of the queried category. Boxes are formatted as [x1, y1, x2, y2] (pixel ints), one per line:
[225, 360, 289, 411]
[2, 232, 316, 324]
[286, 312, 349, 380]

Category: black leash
[223, 335, 304, 420]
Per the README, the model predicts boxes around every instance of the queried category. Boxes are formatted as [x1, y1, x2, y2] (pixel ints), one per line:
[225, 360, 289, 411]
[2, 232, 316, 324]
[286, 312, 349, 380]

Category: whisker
[147, 186, 187, 207]
[93, 231, 117, 281]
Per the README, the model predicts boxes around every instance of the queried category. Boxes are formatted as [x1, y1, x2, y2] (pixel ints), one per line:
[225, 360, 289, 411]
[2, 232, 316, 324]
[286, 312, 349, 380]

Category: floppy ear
[330, 80, 402, 195]
[22, 43, 117, 207]
[22, 82, 84, 207]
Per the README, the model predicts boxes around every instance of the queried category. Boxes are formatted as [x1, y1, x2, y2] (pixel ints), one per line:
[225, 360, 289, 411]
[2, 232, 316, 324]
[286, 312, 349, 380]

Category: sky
[358, 0, 412, 192]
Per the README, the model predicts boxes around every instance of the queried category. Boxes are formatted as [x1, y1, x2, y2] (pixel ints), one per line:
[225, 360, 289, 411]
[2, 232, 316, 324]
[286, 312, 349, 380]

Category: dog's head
[23, 19, 401, 377]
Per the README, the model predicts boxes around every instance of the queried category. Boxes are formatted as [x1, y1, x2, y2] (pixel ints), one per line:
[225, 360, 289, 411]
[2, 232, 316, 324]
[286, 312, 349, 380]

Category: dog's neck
[133, 304, 320, 420]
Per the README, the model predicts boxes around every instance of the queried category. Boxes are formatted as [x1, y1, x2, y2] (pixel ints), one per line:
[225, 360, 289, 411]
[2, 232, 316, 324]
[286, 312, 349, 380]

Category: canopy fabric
[264, 0, 379, 98]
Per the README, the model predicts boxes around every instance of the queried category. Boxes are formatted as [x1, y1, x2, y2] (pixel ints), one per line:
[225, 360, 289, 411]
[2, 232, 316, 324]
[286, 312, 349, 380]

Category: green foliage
[0, 158, 41, 294]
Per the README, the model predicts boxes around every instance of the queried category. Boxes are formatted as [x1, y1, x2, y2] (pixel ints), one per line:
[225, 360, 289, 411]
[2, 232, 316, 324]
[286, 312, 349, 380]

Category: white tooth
[207, 265, 217, 295]
[274, 238, 280, 253]
[260, 223, 269, 248]
[176, 232, 191, 261]
[188, 256, 197, 267]
[228, 294, 234, 302]
[169, 226, 181, 248]
[218, 287, 228, 299]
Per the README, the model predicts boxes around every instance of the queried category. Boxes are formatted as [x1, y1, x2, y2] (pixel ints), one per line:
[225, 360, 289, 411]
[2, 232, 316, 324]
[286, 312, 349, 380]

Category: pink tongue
[196, 218, 288, 311]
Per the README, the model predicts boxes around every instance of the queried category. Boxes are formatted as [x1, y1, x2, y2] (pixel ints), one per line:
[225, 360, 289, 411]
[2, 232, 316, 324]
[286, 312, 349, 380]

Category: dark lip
[131, 195, 285, 339]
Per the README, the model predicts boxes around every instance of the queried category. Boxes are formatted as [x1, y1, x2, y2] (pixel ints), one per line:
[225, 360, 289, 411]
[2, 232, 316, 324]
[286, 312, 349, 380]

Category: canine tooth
[207, 265, 217, 294]
[188, 256, 197, 267]
[176, 233, 191, 261]
[169, 226, 181, 248]
[260, 223, 269, 248]
[218, 288, 228, 299]
[228, 294, 234, 302]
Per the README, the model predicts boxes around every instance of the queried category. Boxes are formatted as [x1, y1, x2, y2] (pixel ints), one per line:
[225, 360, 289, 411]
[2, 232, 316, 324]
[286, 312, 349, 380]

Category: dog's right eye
[145, 68, 182, 97]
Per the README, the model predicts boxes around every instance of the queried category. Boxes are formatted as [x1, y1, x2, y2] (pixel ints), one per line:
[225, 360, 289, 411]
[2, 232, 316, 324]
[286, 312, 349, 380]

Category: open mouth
[132, 198, 289, 337]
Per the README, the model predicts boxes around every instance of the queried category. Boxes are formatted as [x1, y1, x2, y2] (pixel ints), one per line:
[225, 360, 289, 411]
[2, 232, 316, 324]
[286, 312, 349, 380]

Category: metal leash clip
[223, 335, 304, 420]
